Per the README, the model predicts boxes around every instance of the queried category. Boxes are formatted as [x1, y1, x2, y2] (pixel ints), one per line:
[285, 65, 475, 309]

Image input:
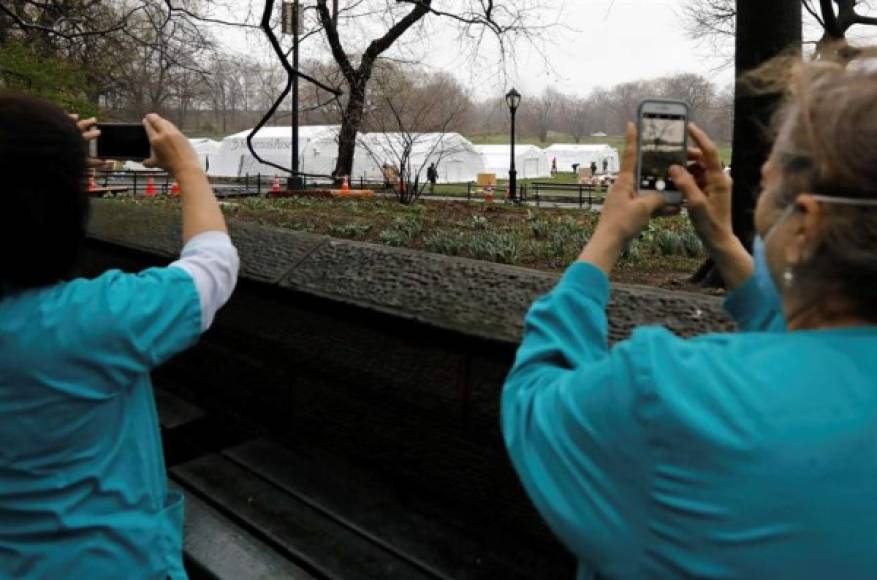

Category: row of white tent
[143, 126, 619, 184]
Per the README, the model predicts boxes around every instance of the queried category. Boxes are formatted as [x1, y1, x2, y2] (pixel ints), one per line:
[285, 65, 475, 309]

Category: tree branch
[364, 1, 431, 64]
[0, 2, 149, 40]
[315, 0, 356, 83]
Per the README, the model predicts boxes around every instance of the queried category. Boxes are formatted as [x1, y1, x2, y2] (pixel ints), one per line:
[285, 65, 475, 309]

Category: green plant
[527, 211, 552, 239]
[544, 217, 591, 264]
[391, 215, 423, 238]
[621, 240, 642, 260]
[424, 230, 468, 256]
[471, 215, 489, 230]
[681, 230, 705, 258]
[655, 230, 684, 256]
[329, 223, 372, 239]
[469, 230, 520, 264]
[378, 215, 423, 246]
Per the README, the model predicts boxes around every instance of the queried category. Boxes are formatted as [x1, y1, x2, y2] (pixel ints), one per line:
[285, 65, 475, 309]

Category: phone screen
[639, 113, 687, 193]
[96, 124, 150, 160]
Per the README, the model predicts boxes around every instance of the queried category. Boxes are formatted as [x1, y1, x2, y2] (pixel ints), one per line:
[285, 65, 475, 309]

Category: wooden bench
[155, 385, 569, 579]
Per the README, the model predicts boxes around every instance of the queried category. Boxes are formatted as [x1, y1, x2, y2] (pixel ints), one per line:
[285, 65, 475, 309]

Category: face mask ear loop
[763, 205, 798, 246]
[811, 195, 877, 207]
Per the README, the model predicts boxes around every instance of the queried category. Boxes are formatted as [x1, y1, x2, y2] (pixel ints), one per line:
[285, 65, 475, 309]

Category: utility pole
[283, 1, 305, 190]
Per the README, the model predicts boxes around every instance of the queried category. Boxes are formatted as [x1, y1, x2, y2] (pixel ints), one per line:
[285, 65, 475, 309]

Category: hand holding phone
[636, 99, 689, 205]
[141, 114, 201, 176]
[88, 123, 152, 161]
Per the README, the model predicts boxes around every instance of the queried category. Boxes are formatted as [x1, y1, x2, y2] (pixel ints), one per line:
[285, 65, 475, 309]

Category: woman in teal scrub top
[0, 96, 239, 579]
[503, 62, 877, 578]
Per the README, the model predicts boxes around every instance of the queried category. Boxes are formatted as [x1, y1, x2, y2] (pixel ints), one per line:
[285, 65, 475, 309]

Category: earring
[783, 267, 795, 290]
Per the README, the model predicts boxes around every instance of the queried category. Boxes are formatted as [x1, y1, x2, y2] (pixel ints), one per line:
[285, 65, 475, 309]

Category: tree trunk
[731, 0, 802, 249]
[334, 78, 366, 180]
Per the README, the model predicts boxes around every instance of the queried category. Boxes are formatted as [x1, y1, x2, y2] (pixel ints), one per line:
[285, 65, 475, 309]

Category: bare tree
[313, 0, 553, 182]
[657, 74, 717, 126]
[558, 96, 593, 143]
[521, 87, 562, 144]
[361, 64, 472, 203]
[684, 0, 877, 59]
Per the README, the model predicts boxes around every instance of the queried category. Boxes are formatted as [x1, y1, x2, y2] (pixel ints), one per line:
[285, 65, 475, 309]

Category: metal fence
[90, 170, 608, 210]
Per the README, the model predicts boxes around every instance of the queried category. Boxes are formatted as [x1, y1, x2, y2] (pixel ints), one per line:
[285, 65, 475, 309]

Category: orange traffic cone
[87, 174, 98, 192]
[271, 176, 282, 195]
[341, 176, 351, 193]
[170, 181, 181, 197]
[145, 176, 157, 197]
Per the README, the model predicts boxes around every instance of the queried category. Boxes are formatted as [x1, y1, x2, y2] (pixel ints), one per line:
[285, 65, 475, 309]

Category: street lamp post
[505, 88, 521, 203]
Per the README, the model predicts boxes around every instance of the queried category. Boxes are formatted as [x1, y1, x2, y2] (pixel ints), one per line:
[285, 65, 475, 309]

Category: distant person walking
[382, 163, 398, 191]
[551, 157, 558, 176]
[602, 158, 609, 174]
[590, 161, 598, 176]
[427, 162, 438, 194]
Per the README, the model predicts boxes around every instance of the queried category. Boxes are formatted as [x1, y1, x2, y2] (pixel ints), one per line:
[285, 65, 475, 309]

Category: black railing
[88, 170, 609, 209]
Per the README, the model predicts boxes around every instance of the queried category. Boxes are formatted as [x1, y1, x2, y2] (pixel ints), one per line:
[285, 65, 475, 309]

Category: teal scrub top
[0, 267, 201, 579]
[502, 262, 877, 579]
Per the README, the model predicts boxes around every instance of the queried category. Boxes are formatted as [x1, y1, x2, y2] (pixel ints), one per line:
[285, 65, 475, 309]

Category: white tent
[123, 138, 220, 172]
[354, 132, 484, 184]
[208, 125, 341, 178]
[544, 144, 620, 174]
[189, 138, 221, 172]
[474, 145, 551, 179]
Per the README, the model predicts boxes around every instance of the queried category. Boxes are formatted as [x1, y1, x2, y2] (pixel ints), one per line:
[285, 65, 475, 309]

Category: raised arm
[141, 114, 238, 332]
[142, 113, 226, 242]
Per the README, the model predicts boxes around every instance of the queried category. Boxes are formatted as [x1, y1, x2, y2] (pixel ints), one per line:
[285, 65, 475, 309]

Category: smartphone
[89, 123, 151, 161]
[636, 100, 689, 204]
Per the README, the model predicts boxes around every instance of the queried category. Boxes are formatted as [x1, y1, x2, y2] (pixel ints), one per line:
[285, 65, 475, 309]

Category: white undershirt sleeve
[169, 230, 240, 331]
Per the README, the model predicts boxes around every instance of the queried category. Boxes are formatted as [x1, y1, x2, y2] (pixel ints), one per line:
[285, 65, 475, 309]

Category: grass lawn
[425, 172, 598, 198]
[116, 195, 717, 293]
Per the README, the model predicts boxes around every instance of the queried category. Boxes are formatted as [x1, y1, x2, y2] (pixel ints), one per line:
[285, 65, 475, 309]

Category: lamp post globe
[505, 88, 522, 203]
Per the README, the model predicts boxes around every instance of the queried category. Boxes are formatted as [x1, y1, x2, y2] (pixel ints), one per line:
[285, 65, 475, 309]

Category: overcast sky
[220, 1, 877, 99]
[425, 0, 736, 97]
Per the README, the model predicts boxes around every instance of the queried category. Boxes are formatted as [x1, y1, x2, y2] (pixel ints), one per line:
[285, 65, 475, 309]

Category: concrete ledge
[86, 200, 733, 344]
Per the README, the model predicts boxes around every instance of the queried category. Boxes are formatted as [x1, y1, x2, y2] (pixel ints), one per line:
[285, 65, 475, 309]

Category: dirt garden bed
[112, 196, 722, 294]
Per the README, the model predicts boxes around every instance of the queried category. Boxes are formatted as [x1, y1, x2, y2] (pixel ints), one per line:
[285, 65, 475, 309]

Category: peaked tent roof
[544, 143, 620, 173]
[209, 125, 340, 177]
[474, 144, 551, 179]
[354, 132, 484, 184]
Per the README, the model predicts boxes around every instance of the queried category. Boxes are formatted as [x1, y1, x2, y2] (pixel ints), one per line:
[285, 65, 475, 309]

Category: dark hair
[768, 61, 877, 323]
[0, 93, 89, 290]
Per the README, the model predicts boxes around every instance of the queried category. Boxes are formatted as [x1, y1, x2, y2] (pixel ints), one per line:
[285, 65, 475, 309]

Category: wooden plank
[172, 454, 431, 580]
[177, 486, 316, 580]
[224, 439, 564, 580]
